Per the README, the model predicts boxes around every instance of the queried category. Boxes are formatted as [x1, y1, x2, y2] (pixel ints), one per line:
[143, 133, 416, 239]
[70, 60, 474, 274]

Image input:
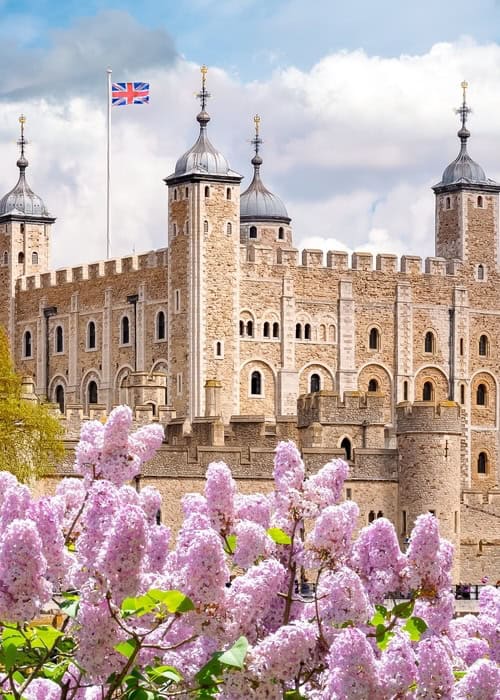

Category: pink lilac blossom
[176, 527, 229, 606]
[303, 458, 349, 513]
[22, 678, 61, 700]
[205, 461, 237, 533]
[416, 637, 454, 699]
[378, 631, 417, 699]
[233, 520, 274, 569]
[235, 493, 271, 529]
[27, 496, 70, 584]
[414, 590, 455, 635]
[326, 627, 382, 699]
[55, 477, 86, 531]
[454, 637, 490, 667]
[0, 518, 52, 622]
[0, 471, 19, 507]
[181, 492, 209, 518]
[0, 482, 31, 529]
[306, 500, 359, 564]
[406, 513, 453, 594]
[75, 480, 119, 577]
[144, 523, 171, 573]
[273, 442, 305, 519]
[351, 517, 407, 602]
[453, 659, 500, 700]
[248, 620, 317, 683]
[139, 485, 162, 523]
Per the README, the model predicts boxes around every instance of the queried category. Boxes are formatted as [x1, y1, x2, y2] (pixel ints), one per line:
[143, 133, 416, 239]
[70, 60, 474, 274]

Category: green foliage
[194, 636, 249, 697]
[267, 527, 292, 545]
[0, 325, 64, 482]
[121, 589, 195, 618]
[403, 616, 428, 641]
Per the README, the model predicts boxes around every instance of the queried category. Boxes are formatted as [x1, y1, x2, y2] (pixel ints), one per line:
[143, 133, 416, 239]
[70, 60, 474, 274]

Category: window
[476, 383, 487, 406]
[239, 320, 244, 336]
[18, 251, 24, 263]
[173, 189, 177, 201]
[329, 325, 336, 343]
[459, 338, 464, 355]
[278, 227, 284, 240]
[204, 186, 210, 198]
[250, 370, 262, 395]
[156, 311, 166, 340]
[88, 381, 98, 405]
[185, 187, 189, 198]
[368, 510, 376, 523]
[185, 220, 189, 234]
[55, 385, 65, 413]
[479, 335, 488, 356]
[121, 316, 130, 345]
[226, 188, 231, 200]
[249, 226, 257, 239]
[23, 330, 32, 358]
[172, 223, 177, 237]
[368, 378, 378, 392]
[226, 222, 232, 235]
[423, 381, 434, 401]
[424, 331, 435, 354]
[295, 323, 302, 339]
[263, 321, 270, 338]
[246, 320, 253, 337]
[175, 290, 180, 313]
[310, 373, 321, 392]
[477, 452, 487, 474]
[369, 327, 379, 350]
[454, 511, 459, 534]
[402, 510, 407, 535]
[477, 264, 485, 281]
[177, 373, 182, 395]
[32, 251, 38, 265]
[87, 321, 96, 350]
[3, 251, 7, 265]
[319, 324, 326, 342]
[20, 223, 25, 234]
[460, 384, 465, 404]
[272, 322, 279, 338]
[304, 323, 311, 340]
[341, 437, 352, 461]
[55, 325, 63, 353]
[445, 196, 451, 209]
[203, 220, 208, 233]
[377, 510, 384, 518]
[477, 195, 483, 208]
[215, 341, 223, 358]
[346, 488, 352, 500]
[403, 381, 408, 401]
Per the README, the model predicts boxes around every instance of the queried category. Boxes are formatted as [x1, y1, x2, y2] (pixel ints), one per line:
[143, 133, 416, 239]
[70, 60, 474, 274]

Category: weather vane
[196, 65, 211, 111]
[251, 114, 263, 155]
[18, 114, 28, 157]
[456, 80, 471, 129]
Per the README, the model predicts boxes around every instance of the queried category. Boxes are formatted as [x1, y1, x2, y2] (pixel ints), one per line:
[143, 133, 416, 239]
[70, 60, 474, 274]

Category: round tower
[396, 400, 462, 581]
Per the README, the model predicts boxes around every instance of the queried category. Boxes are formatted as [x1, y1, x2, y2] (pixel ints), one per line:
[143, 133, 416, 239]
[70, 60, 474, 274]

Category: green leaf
[115, 638, 139, 659]
[127, 690, 155, 700]
[146, 664, 183, 685]
[370, 611, 386, 626]
[454, 670, 467, 680]
[59, 593, 80, 618]
[375, 604, 388, 618]
[1, 626, 26, 648]
[121, 594, 157, 618]
[218, 637, 248, 670]
[375, 624, 394, 651]
[267, 527, 292, 545]
[147, 589, 195, 614]
[284, 691, 308, 699]
[3, 643, 19, 672]
[392, 600, 415, 619]
[403, 616, 428, 642]
[29, 625, 63, 651]
[224, 534, 237, 555]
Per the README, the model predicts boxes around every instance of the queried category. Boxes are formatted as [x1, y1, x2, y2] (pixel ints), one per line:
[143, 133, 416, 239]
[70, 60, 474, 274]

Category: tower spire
[251, 114, 263, 169]
[196, 65, 211, 128]
[456, 80, 471, 151]
[17, 114, 28, 172]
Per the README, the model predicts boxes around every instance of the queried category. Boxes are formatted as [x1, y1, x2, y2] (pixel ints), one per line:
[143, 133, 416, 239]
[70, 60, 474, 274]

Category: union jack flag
[112, 82, 150, 106]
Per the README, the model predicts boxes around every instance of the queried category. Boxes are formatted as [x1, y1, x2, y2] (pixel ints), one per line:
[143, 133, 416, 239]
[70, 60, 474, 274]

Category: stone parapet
[396, 400, 462, 435]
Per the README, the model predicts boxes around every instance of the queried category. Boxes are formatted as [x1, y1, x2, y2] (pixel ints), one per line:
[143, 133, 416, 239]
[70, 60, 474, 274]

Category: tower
[164, 67, 243, 422]
[0, 115, 55, 343]
[433, 82, 500, 273]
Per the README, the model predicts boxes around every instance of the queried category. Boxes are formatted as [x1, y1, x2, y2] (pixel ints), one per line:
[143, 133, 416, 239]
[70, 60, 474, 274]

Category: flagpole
[106, 67, 112, 259]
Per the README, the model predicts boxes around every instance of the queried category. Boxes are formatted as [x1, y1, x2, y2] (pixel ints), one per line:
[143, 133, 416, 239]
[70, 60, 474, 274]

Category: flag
[112, 82, 150, 106]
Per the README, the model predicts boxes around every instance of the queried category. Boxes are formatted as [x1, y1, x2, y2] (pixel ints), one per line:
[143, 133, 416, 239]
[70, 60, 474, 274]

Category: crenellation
[376, 253, 398, 273]
[326, 250, 349, 270]
[301, 249, 324, 267]
[400, 255, 422, 274]
[425, 256, 448, 275]
[276, 247, 298, 266]
[351, 251, 373, 271]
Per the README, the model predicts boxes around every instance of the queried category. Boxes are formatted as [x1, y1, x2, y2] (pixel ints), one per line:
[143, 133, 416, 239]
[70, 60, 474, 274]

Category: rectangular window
[346, 488, 352, 500]
[429, 509, 436, 517]
[402, 510, 407, 534]
[176, 373, 182, 395]
[175, 289, 180, 313]
[454, 510, 459, 534]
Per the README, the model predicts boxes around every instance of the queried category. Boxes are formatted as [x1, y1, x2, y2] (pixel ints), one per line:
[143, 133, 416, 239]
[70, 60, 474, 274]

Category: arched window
[226, 222, 232, 235]
[32, 251, 38, 265]
[246, 320, 253, 337]
[460, 384, 465, 404]
[424, 331, 435, 354]
[369, 327, 379, 350]
[377, 510, 384, 519]
[445, 196, 451, 210]
[477, 452, 487, 474]
[87, 321, 96, 350]
[55, 325, 63, 353]
[278, 226, 284, 240]
[172, 223, 177, 237]
[121, 316, 130, 345]
[403, 380, 409, 401]
[423, 381, 434, 401]
[204, 186, 210, 198]
[88, 381, 98, 405]
[250, 370, 262, 395]
[55, 385, 65, 413]
[479, 335, 488, 356]
[226, 187, 231, 200]
[147, 402, 157, 416]
[173, 189, 177, 201]
[310, 373, 321, 392]
[272, 322, 279, 338]
[203, 220, 208, 233]
[185, 220, 189, 234]
[20, 223, 25, 234]
[459, 338, 464, 355]
[368, 510, 376, 523]
[304, 323, 311, 340]
[156, 311, 166, 340]
[476, 383, 487, 406]
[341, 437, 352, 461]
[329, 325, 336, 343]
[215, 341, 222, 357]
[295, 323, 302, 339]
[263, 321, 270, 338]
[249, 226, 257, 239]
[477, 195, 483, 208]
[239, 320, 244, 336]
[368, 378, 378, 392]
[18, 251, 24, 263]
[319, 324, 326, 342]
[23, 330, 32, 358]
[477, 264, 485, 281]
[185, 187, 189, 198]
[3, 251, 7, 265]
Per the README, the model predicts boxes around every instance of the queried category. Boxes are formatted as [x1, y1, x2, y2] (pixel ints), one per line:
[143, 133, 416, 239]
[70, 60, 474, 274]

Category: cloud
[1, 25, 500, 271]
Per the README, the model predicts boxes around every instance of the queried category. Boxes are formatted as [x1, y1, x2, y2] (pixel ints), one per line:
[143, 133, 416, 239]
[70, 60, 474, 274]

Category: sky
[2, 1, 500, 267]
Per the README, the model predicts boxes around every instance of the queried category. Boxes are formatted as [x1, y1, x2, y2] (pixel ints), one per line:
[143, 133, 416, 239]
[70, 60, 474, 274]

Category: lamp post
[127, 294, 139, 371]
[43, 306, 57, 400]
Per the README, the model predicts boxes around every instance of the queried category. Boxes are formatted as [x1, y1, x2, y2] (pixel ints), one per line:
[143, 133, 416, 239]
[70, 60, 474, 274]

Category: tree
[0, 325, 64, 481]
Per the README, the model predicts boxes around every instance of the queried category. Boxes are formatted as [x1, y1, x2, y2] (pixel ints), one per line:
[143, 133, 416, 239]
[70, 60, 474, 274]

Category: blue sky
[1, 1, 500, 265]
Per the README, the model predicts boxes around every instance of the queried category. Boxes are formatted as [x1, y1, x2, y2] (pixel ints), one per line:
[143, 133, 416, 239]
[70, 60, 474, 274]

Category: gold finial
[197, 66, 210, 112]
[461, 80, 468, 102]
[254, 114, 261, 136]
[201, 65, 208, 84]
[19, 114, 26, 125]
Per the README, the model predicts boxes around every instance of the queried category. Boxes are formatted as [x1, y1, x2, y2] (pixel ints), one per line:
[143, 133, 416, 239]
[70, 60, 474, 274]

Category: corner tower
[433, 82, 500, 272]
[0, 115, 55, 342]
[164, 67, 243, 421]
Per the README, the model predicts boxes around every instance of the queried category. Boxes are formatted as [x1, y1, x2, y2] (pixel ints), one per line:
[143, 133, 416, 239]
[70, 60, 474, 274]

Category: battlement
[297, 390, 385, 427]
[396, 400, 462, 435]
[17, 248, 168, 292]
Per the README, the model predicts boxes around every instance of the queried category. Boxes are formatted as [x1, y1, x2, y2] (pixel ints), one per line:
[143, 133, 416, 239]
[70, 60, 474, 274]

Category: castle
[1, 74, 499, 581]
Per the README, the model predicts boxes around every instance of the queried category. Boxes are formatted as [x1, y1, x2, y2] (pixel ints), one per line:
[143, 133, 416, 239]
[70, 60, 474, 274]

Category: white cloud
[1, 33, 500, 268]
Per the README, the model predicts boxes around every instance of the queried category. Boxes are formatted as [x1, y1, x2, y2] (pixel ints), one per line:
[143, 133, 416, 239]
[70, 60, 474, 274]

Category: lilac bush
[0, 404, 498, 699]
